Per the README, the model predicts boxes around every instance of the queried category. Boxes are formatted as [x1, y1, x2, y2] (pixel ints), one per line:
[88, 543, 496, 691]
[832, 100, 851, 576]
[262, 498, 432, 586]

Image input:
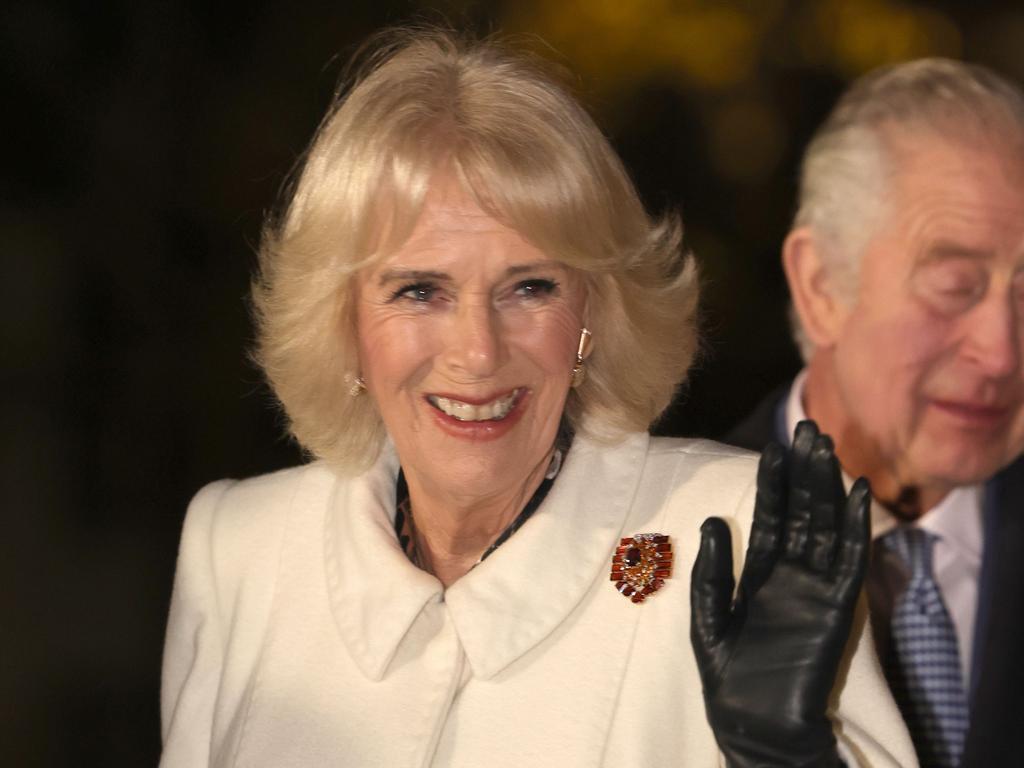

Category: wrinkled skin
[691, 420, 871, 768]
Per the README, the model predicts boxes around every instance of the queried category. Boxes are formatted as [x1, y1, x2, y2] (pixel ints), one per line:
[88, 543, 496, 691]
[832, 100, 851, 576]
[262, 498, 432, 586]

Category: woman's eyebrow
[505, 261, 565, 277]
[376, 269, 449, 286]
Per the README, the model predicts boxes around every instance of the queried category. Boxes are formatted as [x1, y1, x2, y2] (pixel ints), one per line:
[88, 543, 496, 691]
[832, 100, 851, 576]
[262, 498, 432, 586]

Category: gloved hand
[690, 420, 871, 768]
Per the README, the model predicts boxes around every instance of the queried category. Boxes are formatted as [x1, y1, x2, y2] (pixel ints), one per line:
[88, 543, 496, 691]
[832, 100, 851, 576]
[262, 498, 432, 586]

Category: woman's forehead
[368, 172, 539, 257]
[361, 159, 606, 282]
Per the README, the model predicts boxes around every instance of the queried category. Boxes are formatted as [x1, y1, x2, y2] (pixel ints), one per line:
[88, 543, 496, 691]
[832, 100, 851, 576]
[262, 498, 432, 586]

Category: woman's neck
[402, 450, 553, 586]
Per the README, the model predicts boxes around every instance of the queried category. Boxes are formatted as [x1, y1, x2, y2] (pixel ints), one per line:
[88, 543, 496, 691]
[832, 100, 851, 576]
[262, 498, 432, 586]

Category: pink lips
[930, 398, 1012, 428]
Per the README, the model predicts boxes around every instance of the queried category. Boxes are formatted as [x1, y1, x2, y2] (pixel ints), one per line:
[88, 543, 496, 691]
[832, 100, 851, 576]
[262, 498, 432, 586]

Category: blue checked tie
[882, 527, 969, 768]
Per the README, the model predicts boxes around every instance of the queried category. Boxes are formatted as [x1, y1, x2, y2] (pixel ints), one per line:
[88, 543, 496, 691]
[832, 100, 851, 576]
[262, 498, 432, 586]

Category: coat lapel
[443, 432, 650, 679]
[324, 444, 445, 681]
[962, 456, 1024, 767]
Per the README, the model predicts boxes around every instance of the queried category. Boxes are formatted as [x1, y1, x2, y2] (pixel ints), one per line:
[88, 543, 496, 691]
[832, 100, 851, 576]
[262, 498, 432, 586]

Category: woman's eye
[514, 278, 559, 299]
[391, 282, 437, 303]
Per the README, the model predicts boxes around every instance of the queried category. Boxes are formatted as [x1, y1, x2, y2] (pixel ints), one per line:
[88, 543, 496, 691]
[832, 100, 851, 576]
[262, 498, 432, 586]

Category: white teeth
[428, 390, 520, 421]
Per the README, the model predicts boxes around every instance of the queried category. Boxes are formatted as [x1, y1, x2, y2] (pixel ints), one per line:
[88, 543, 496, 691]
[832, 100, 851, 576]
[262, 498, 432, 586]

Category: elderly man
[728, 59, 1024, 768]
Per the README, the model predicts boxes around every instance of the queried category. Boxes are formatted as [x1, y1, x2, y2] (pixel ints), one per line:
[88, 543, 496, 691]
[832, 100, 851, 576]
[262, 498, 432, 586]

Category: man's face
[829, 135, 1024, 490]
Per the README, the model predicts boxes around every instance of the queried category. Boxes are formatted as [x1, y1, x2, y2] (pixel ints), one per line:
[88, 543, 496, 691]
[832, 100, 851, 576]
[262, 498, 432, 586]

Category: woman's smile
[423, 387, 530, 442]
[426, 387, 524, 422]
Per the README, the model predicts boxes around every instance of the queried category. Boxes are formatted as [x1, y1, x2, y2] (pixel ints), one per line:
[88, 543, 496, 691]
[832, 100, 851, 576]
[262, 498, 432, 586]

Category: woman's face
[355, 173, 587, 501]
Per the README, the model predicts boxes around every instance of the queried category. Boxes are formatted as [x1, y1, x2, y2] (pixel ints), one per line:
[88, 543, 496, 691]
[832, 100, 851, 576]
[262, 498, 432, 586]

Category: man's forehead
[885, 130, 1024, 191]
[869, 135, 1024, 259]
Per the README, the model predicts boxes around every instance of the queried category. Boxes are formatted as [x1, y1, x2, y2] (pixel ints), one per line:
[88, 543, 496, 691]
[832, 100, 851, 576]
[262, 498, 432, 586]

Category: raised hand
[690, 420, 871, 768]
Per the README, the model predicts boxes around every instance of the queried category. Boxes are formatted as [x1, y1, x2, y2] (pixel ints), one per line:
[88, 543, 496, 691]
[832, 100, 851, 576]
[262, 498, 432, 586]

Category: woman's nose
[442, 299, 507, 378]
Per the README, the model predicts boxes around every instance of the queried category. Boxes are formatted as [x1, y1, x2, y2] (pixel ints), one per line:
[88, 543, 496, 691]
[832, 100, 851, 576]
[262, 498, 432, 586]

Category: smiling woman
[159, 26, 917, 768]
[250, 28, 696, 476]
[354, 175, 589, 583]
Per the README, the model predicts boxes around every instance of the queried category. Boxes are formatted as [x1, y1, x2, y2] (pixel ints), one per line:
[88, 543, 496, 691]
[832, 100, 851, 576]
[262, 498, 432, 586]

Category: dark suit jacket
[726, 385, 1024, 768]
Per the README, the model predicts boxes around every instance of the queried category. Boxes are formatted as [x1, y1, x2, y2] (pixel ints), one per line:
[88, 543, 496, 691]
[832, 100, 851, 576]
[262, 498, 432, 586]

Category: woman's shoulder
[180, 462, 343, 571]
[644, 435, 759, 478]
[187, 461, 335, 525]
[574, 433, 760, 507]
[173, 462, 350, 625]
[631, 436, 762, 528]
[646, 435, 758, 460]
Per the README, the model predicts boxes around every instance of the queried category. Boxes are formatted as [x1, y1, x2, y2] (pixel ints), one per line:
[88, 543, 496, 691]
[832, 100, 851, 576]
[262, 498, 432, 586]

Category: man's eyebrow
[924, 242, 994, 261]
[376, 269, 449, 286]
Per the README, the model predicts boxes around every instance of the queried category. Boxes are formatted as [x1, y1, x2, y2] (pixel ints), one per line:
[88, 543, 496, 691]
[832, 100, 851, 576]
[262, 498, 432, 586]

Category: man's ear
[782, 227, 849, 348]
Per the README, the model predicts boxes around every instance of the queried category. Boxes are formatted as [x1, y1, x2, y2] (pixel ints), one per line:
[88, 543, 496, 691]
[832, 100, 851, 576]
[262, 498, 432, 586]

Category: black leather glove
[690, 420, 871, 768]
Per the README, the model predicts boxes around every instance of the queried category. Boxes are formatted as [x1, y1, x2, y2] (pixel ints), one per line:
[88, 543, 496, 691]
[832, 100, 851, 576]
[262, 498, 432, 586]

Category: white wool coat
[160, 433, 918, 767]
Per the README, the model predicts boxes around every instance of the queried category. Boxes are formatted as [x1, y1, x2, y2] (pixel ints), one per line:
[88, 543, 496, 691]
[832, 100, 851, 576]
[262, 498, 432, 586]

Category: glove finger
[833, 477, 871, 601]
[805, 433, 843, 573]
[690, 517, 736, 661]
[739, 441, 786, 596]
[784, 419, 818, 560]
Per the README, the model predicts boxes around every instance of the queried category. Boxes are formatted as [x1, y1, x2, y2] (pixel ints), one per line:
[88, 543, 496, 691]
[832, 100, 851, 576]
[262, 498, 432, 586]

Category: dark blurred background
[4, 1, 1023, 764]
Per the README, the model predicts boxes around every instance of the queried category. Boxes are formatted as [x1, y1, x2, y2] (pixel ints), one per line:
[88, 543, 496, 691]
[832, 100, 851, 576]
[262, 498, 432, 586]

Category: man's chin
[914, 443, 1017, 489]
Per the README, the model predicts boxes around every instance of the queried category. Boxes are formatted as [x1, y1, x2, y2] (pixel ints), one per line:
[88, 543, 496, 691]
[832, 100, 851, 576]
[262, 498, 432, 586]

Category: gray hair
[791, 57, 1024, 358]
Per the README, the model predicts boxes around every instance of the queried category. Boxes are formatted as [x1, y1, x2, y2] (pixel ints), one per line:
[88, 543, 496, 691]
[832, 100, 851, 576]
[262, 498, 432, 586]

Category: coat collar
[323, 432, 650, 681]
[323, 443, 443, 682]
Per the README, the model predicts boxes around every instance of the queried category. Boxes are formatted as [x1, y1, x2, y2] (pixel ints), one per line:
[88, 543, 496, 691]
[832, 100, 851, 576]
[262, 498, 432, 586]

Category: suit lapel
[962, 456, 1024, 767]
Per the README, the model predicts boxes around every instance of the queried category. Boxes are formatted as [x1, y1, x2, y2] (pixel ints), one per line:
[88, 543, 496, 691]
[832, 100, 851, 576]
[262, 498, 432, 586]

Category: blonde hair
[792, 57, 1024, 359]
[252, 28, 697, 471]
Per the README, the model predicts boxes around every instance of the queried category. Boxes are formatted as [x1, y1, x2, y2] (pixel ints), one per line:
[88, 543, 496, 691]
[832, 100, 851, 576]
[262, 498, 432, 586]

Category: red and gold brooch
[610, 533, 673, 603]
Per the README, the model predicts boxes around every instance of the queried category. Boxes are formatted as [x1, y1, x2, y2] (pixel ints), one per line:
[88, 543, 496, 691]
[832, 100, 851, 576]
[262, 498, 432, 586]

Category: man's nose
[962, 290, 1022, 379]
[442, 299, 506, 378]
